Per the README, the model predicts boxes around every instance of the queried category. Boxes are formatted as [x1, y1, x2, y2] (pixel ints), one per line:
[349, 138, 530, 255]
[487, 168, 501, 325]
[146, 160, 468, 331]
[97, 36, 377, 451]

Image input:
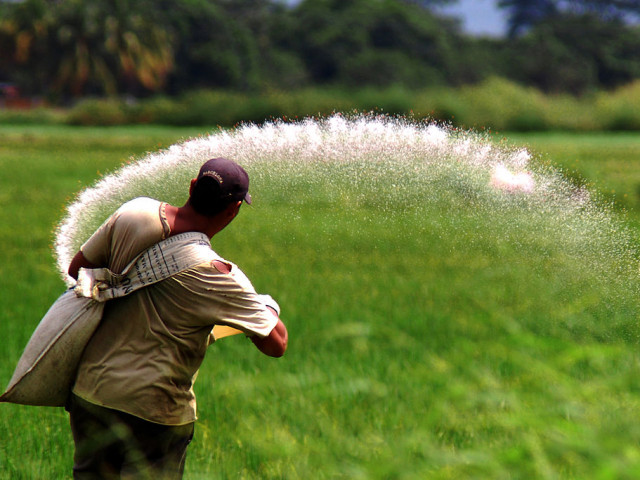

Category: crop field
[1, 122, 639, 479]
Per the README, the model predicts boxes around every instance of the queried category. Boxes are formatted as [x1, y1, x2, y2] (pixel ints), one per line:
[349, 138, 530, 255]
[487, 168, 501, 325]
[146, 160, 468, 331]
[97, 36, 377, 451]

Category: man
[66, 157, 288, 479]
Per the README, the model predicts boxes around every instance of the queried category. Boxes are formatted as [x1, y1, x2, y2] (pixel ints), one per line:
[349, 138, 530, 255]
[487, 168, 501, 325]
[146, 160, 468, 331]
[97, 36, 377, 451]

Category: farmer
[65, 157, 288, 479]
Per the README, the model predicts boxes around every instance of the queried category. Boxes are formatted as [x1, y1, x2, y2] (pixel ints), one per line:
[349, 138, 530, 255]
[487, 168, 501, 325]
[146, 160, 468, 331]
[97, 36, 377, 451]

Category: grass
[1, 124, 640, 479]
[6, 79, 640, 132]
[500, 131, 640, 229]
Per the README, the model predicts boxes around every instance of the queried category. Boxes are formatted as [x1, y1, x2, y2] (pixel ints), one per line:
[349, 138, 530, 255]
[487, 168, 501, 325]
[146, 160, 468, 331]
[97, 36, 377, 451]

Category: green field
[504, 132, 640, 229]
[1, 123, 640, 479]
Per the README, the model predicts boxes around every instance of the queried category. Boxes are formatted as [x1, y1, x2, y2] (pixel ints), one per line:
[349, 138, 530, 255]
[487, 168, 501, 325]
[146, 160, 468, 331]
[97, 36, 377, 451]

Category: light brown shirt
[73, 197, 278, 425]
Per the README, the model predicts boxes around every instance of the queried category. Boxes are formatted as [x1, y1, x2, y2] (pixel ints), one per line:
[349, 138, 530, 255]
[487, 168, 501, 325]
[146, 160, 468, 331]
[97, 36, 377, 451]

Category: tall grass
[3, 78, 640, 131]
[504, 131, 640, 230]
[1, 121, 640, 479]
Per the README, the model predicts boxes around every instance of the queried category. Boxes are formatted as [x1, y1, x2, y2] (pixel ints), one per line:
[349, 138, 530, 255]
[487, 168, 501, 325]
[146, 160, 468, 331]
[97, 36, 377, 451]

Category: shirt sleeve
[169, 262, 280, 338]
[80, 211, 117, 267]
[81, 198, 166, 273]
[211, 263, 280, 338]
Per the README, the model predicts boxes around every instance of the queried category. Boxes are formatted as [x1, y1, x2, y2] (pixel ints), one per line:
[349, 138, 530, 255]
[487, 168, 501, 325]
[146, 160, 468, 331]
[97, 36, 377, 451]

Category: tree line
[1, 0, 639, 102]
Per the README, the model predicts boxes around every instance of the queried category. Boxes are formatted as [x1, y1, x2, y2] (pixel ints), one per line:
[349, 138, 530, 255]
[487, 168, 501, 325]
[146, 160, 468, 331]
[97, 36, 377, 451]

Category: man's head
[189, 158, 252, 217]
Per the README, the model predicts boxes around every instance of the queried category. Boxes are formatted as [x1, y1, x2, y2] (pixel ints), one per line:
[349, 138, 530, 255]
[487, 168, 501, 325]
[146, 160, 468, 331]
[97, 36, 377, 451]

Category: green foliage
[595, 81, 640, 131]
[14, 80, 632, 132]
[406, 78, 640, 132]
[159, 0, 262, 92]
[454, 77, 549, 131]
[500, 0, 640, 38]
[506, 13, 640, 94]
[1, 0, 639, 97]
[0, 0, 173, 97]
[278, 0, 459, 87]
[66, 98, 132, 126]
[0, 107, 64, 125]
[0, 0, 54, 96]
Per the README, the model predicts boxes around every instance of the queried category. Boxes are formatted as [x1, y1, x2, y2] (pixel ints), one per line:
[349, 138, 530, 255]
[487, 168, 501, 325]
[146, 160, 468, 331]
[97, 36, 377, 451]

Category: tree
[400, 0, 459, 6]
[499, 0, 640, 37]
[561, 0, 640, 19]
[0, 0, 173, 97]
[506, 12, 640, 93]
[217, 0, 301, 89]
[155, 0, 262, 92]
[274, 0, 462, 88]
[498, 0, 557, 37]
[52, 0, 173, 97]
[0, 0, 54, 95]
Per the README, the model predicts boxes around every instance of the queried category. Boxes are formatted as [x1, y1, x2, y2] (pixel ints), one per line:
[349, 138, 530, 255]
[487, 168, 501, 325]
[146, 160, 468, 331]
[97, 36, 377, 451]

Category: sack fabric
[1, 232, 214, 407]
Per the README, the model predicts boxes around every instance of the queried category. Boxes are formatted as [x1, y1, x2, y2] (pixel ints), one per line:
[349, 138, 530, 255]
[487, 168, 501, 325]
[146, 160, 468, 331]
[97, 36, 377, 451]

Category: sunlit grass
[503, 131, 640, 229]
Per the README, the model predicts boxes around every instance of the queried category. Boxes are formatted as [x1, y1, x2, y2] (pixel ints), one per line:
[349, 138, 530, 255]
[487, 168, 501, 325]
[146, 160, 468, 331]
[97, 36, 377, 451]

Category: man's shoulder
[113, 197, 162, 224]
[178, 258, 257, 291]
[118, 197, 161, 214]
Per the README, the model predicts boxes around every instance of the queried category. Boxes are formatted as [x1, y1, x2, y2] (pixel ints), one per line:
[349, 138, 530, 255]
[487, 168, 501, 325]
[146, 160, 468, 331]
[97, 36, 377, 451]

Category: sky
[437, 0, 509, 37]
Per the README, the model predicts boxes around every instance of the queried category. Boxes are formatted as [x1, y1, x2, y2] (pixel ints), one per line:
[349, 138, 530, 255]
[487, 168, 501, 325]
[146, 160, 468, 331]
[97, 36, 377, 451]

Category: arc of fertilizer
[55, 115, 537, 283]
[53, 115, 540, 338]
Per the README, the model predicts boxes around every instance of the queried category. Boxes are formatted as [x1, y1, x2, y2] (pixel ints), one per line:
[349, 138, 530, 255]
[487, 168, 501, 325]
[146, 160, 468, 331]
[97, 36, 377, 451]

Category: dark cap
[196, 157, 252, 205]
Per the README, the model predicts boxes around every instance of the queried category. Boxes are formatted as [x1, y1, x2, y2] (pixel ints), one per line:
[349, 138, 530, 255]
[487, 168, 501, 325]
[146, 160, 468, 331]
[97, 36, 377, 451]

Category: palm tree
[1, 0, 174, 97]
[0, 0, 53, 94]
[52, 0, 173, 96]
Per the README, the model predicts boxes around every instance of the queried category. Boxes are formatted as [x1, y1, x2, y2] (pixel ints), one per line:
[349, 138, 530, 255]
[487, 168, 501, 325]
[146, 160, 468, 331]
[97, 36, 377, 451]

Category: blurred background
[0, 0, 639, 130]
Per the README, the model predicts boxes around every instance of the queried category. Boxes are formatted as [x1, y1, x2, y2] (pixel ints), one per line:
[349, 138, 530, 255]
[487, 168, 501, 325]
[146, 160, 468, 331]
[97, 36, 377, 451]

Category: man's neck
[165, 204, 212, 238]
[165, 202, 236, 239]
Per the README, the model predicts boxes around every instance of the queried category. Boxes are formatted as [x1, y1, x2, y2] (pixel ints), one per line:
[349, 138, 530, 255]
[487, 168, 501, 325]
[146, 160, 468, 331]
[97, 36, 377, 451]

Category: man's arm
[68, 251, 98, 280]
[250, 309, 288, 357]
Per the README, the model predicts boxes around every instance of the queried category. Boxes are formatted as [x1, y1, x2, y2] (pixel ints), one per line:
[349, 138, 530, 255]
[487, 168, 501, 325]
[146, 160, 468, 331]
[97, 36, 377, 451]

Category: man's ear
[189, 179, 197, 195]
[224, 200, 242, 219]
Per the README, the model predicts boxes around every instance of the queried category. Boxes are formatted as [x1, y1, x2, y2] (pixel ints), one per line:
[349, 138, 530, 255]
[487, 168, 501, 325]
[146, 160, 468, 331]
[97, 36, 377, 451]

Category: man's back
[72, 197, 278, 424]
[66, 158, 287, 479]
[81, 197, 171, 274]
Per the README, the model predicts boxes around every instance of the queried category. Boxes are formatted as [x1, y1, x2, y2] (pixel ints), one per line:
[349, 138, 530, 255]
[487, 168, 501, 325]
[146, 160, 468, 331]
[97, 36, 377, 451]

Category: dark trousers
[68, 394, 194, 480]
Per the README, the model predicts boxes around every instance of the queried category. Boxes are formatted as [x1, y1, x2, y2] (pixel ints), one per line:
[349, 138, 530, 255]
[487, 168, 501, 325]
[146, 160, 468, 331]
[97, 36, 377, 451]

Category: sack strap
[74, 231, 215, 302]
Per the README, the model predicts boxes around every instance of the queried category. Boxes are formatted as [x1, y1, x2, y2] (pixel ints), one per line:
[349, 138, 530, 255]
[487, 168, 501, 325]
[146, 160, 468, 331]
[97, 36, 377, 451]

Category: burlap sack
[1, 232, 216, 407]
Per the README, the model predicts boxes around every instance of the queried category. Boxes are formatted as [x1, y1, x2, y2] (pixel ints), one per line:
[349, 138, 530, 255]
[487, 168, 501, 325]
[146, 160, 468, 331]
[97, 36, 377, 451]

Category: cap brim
[244, 193, 252, 205]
